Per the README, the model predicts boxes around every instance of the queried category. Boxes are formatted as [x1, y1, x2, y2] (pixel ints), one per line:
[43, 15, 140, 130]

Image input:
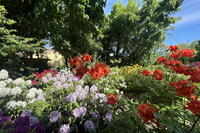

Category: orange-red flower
[136, 103, 159, 124]
[153, 69, 164, 80]
[69, 56, 83, 67]
[89, 62, 110, 79]
[107, 94, 118, 105]
[81, 54, 92, 62]
[140, 70, 151, 76]
[169, 45, 179, 52]
[170, 80, 196, 98]
[184, 99, 200, 116]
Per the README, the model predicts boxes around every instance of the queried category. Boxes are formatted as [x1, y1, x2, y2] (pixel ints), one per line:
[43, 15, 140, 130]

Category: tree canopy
[100, 0, 183, 65]
[0, 5, 43, 76]
[0, 0, 107, 58]
[0, 0, 184, 66]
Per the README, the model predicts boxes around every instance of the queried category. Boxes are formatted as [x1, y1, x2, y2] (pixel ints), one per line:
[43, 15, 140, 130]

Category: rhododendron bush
[1, 52, 200, 133]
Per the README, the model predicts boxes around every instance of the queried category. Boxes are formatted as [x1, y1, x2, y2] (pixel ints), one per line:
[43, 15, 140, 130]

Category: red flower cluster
[89, 62, 110, 79]
[153, 69, 164, 80]
[107, 94, 118, 105]
[179, 49, 195, 58]
[69, 54, 110, 79]
[140, 69, 164, 80]
[140, 70, 151, 76]
[169, 45, 179, 52]
[35, 69, 57, 79]
[157, 46, 200, 83]
[81, 54, 92, 62]
[69, 54, 92, 67]
[155, 46, 200, 116]
[168, 45, 195, 59]
[69, 56, 83, 67]
[189, 70, 200, 83]
[136, 103, 159, 124]
[170, 52, 180, 59]
[184, 99, 200, 116]
[170, 80, 196, 98]
[157, 57, 168, 64]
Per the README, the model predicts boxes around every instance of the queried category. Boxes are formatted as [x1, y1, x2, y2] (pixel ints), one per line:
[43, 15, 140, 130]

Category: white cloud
[183, 0, 200, 8]
[175, 11, 200, 27]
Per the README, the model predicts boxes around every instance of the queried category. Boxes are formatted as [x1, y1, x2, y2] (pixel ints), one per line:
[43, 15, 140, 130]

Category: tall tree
[100, 0, 183, 65]
[0, 5, 42, 76]
[0, 0, 107, 60]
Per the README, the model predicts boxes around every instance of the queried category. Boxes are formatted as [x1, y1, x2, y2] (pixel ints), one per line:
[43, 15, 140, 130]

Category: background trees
[100, 0, 183, 66]
[0, 0, 107, 59]
[0, 0, 185, 69]
[0, 5, 43, 77]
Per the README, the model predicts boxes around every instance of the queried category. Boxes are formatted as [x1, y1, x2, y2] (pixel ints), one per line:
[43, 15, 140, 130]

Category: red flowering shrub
[184, 99, 200, 116]
[179, 49, 195, 58]
[140, 70, 151, 76]
[68, 54, 110, 79]
[157, 56, 168, 64]
[153, 69, 164, 80]
[156, 45, 200, 122]
[170, 52, 180, 59]
[169, 45, 179, 52]
[170, 80, 196, 98]
[136, 103, 159, 124]
[136, 46, 200, 130]
[107, 94, 118, 105]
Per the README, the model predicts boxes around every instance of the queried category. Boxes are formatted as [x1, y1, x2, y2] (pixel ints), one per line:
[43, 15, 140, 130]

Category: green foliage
[190, 40, 200, 62]
[0, 5, 41, 56]
[95, 64, 189, 105]
[100, 0, 183, 65]
[0, 5, 44, 77]
[156, 104, 200, 133]
[0, 0, 107, 61]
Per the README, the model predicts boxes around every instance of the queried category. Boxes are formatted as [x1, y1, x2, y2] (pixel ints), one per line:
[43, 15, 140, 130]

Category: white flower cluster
[26, 88, 45, 103]
[0, 69, 9, 80]
[0, 86, 11, 97]
[0, 80, 22, 97]
[13, 78, 32, 87]
[10, 87, 22, 95]
[0, 70, 31, 98]
[7, 100, 27, 109]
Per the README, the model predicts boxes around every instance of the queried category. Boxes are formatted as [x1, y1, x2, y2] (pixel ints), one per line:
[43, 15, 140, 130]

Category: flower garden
[1, 46, 200, 133]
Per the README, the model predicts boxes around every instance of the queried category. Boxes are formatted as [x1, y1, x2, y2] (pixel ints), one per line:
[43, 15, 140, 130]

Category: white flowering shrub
[0, 69, 45, 114]
[0, 68, 124, 133]
[29, 69, 118, 132]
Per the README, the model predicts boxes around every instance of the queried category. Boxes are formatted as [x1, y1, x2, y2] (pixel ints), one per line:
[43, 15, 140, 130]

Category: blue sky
[104, 0, 200, 45]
